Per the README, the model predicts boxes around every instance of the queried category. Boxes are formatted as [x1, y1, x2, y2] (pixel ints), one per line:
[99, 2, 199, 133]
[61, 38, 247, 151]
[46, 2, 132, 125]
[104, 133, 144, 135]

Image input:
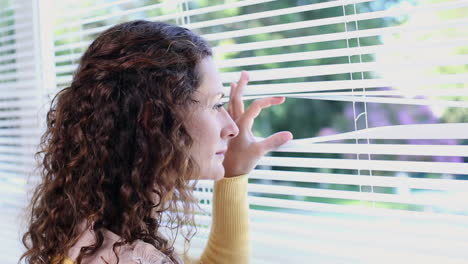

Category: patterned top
[60, 222, 182, 264]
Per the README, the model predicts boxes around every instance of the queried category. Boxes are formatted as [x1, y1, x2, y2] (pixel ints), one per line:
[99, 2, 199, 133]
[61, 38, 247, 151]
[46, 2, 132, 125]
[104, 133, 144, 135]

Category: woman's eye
[214, 102, 226, 110]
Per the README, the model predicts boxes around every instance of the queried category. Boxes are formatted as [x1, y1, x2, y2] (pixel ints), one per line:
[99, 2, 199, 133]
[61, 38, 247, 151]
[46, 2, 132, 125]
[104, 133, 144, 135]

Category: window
[0, 1, 49, 263]
[2, 0, 467, 263]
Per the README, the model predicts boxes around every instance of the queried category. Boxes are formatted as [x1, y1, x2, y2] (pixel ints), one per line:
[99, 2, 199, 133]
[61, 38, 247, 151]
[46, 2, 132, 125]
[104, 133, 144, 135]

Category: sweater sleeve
[182, 174, 251, 264]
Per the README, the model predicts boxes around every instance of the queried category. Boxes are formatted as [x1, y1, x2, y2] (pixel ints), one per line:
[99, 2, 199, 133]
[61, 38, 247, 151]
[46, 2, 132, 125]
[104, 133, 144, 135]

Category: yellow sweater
[60, 174, 250, 264]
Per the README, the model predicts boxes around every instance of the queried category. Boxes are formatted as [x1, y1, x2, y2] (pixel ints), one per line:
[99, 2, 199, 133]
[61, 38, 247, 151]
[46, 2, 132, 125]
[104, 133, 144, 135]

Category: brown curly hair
[20, 20, 212, 264]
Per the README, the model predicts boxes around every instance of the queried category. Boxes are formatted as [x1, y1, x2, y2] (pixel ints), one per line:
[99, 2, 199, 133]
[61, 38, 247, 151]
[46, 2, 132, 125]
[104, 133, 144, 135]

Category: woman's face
[185, 57, 239, 181]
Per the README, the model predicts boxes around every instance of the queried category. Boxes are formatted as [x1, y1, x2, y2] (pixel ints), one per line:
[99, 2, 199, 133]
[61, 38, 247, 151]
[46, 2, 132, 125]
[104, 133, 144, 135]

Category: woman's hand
[223, 71, 293, 178]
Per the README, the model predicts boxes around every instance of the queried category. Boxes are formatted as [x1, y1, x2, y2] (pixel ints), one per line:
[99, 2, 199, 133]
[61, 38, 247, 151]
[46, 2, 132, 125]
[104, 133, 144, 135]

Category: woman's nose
[221, 114, 239, 139]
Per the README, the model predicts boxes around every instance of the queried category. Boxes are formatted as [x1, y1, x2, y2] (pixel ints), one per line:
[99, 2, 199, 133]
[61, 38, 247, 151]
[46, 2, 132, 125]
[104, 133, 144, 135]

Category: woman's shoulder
[65, 222, 179, 264]
[63, 239, 175, 264]
[130, 240, 176, 264]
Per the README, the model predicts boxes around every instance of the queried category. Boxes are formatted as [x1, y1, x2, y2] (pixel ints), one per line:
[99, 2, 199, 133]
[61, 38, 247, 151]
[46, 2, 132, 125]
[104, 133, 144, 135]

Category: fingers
[258, 131, 293, 155]
[238, 96, 286, 130]
[228, 83, 242, 119]
[227, 71, 248, 120]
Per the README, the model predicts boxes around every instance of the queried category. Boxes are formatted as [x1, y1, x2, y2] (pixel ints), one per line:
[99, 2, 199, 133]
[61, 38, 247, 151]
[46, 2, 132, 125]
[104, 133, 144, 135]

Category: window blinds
[0, 0, 53, 263]
[183, 1, 468, 262]
[1, 0, 467, 263]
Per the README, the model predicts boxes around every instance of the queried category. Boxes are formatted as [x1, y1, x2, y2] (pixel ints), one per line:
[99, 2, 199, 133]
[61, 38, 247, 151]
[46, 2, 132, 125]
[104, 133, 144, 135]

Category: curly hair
[20, 20, 213, 264]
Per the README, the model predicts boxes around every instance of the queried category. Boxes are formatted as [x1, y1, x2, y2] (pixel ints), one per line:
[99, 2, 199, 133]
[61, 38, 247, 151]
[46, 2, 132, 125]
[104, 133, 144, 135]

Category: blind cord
[342, 1, 375, 207]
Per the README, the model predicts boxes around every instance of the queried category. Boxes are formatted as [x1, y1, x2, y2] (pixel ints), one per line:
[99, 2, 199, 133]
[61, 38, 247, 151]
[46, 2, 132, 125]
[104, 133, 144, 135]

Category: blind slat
[299, 95, 468, 108]
[0, 137, 39, 145]
[0, 81, 37, 90]
[248, 170, 468, 192]
[258, 156, 468, 174]
[275, 123, 468, 144]
[0, 42, 33, 55]
[247, 183, 466, 207]
[272, 143, 468, 157]
[213, 17, 468, 54]
[217, 38, 468, 68]
[219, 75, 468, 96]
[302, 89, 468, 97]
[54, 0, 139, 20]
[218, 55, 468, 83]
[244, 196, 468, 222]
[0, 51, 35, 63]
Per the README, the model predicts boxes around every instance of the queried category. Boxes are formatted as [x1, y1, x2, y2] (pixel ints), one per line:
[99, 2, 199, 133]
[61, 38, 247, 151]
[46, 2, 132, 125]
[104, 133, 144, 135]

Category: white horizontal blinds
[52, 0, 187, 90]
[182, 0, 468, 263]
[0, 0, 44, 263]
[52, 0, 276, 88]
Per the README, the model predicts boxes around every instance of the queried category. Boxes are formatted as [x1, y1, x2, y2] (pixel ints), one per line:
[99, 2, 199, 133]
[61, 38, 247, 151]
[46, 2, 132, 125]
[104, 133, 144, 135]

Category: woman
[20, 20, 292, 264]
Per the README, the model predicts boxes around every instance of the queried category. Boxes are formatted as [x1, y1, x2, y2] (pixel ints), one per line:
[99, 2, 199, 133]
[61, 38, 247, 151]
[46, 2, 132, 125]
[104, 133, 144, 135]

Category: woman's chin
[211, 168, 225, 181]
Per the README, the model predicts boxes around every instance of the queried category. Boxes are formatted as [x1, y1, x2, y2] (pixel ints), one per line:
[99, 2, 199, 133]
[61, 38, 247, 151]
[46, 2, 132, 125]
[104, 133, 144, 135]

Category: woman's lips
[216, 149, 227, 155]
